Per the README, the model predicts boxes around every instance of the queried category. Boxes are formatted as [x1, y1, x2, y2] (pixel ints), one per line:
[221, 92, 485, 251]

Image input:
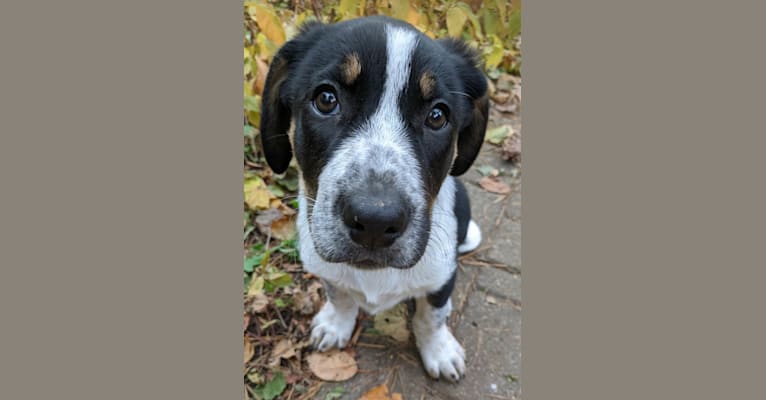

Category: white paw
[416, 325, 466, 382]
[310, 302, 357, 352]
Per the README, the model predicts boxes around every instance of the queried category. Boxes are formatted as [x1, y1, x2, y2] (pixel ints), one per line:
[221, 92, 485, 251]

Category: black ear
[438, 38, 490, 176]
[259, 22, 324, 174]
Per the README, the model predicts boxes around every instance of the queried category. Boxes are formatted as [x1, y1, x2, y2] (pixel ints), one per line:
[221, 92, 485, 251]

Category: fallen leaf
[373, 303, 410, 342]
[324, 385, 345, 400]
[479, 176, 511, 194]
[501, 131, 521, 164]
[485, 125, 513, 145]
[491, 90, 511, 104]
[253, 57, 268, 96]
[358, 384, 403, 400]
[253, 371, 287, 400]
[255, 208, 296, 240]
[476, 165, 499, 177]
[306, 349, 358, 382]
[283, 263, 302, 272]
[269, 339, 298, 366]
[486, 295, 498, 305]
[250, 292, 269, 313]
[245, 177, 272, 210]
[244, 336, 255, 364]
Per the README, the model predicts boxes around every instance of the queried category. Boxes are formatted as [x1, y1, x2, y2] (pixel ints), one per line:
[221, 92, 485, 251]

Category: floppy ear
[438, 38, 490, 176]
[259, 22, 324, 174]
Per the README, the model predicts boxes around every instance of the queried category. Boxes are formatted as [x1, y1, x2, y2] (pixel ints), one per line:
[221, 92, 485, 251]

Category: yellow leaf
[389, 0, 409, 20]
[256, 33, 278, 62]
[337, 0, 360, 18]
[484, 35, 504, 69]
[248, 276, 265, 296]
[446, 6, 468, 37]
[406, 5, 421, 26]
[251, 3, 286, 45]
[244, 177, 272, 210]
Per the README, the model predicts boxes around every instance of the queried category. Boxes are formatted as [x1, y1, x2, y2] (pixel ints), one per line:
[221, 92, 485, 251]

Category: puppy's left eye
[425, 105, 448, 130]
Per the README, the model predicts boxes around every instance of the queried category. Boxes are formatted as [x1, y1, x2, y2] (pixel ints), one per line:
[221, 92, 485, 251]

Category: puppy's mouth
[307, 209, 429, 270]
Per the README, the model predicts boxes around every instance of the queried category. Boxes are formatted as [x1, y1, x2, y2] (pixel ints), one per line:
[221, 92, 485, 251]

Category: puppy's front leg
[311, 280, 359, 351]
[413, 272, 466, 382]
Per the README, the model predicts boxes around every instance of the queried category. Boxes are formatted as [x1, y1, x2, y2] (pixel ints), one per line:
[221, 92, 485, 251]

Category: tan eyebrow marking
[419, 70, 436, 99]
[340, 52, 362, 85]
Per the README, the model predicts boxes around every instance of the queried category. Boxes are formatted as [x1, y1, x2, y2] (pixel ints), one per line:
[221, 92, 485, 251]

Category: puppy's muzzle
[340, 186, 410, 250]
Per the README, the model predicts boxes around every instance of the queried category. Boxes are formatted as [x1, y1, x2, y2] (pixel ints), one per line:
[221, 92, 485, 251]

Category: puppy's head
[260, 16, 488, 269]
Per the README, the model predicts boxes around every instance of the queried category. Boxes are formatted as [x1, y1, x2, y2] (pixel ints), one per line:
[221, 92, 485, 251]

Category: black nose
[341, 192, 410, 249]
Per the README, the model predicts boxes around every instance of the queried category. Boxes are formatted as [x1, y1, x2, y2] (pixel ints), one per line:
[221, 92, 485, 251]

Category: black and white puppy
[259, 16, 488, 382]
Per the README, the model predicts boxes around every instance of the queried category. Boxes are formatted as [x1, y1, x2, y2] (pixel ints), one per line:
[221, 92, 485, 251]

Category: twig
[356, 342, 386, 349]
[273, 306, 288, 330]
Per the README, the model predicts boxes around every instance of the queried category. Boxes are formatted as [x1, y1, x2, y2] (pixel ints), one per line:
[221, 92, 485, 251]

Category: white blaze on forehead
[362, 25, 419, 145]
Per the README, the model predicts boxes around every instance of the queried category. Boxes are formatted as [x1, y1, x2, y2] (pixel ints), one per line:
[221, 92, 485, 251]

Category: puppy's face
[260, 17, 488, 269]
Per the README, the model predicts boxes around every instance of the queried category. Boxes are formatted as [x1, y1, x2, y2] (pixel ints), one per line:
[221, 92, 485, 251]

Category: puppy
[259, 16, 488, 382]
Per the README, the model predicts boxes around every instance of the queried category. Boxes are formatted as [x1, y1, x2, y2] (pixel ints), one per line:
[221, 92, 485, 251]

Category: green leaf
[268, 184, 285, 198]
[477, 165, 495, 176]
[254, 371, 286, 400]
[244, 255, 260, 273]
[264, 271, 292, 292]
[274, 298, 287, 308]
[276, 175, 299, 192]
[324, 386, 345, 400]
[485, 125, 512, 145]
[508, 8, 521, 40]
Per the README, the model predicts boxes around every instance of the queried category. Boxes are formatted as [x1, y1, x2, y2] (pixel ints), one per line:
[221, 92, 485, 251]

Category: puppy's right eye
[314, 88, 339, 115]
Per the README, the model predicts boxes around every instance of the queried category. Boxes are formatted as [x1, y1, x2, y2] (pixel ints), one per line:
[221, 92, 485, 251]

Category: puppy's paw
[310, 303, 357, 352]
[416, 325, 466, 382]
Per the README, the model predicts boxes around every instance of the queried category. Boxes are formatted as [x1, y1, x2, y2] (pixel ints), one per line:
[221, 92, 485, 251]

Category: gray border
[524, 0, 766, 398]
[0, 1, 243, 398]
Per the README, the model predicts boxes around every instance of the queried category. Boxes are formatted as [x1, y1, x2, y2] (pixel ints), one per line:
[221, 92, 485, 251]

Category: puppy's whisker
[448, 90, 472, 98]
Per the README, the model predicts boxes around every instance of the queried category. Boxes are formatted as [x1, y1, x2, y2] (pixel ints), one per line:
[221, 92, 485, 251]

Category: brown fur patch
[340, 53, 362, 85]
[419, 71, 436, 99]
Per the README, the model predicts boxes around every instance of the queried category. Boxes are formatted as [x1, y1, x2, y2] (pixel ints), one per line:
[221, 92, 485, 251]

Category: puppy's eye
[314, 89, 339, 114]
[425, 105, 448, 130]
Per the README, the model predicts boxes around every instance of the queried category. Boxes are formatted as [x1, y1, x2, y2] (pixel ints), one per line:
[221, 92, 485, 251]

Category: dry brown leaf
[306, 349, 358, 382]
[244, 336, 255, 364]
[251, 293, 269, 313]
[358, 384, 403, 400]
[501, 131, 521, 163]
[269, 339, 298, 366]
[255, 208, 296, 240]
[283, 263, 302, 272]
[269, 215, 296, 240]
[253, 57, 268, 96]
[479, 176, 511, 195]
[244, 314, 251, 332]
